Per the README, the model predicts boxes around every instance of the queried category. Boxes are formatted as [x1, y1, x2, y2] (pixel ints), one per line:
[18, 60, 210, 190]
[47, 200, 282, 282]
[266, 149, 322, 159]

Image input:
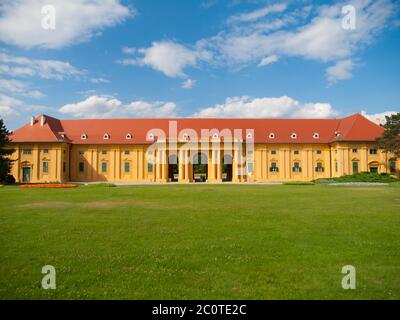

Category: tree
[377, 113, 400, 159]
[0, 119, 15, 182]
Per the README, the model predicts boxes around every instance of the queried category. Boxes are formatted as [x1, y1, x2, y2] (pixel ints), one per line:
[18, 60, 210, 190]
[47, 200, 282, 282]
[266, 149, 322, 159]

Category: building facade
[8, 114, 399, 183]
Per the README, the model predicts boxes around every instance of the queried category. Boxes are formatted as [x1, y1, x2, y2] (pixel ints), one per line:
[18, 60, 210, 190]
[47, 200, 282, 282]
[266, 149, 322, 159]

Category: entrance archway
[193, 152, 208, 182]
[168, 154, 179, 182]
[222, 154, 233, 182]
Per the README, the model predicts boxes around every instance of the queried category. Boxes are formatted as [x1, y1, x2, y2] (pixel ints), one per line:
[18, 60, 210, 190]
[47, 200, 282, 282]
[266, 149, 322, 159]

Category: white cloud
[134, 41, 199, 77]
[116, 58, 139, 66]
[201, 0, 218, 9]
[122, 46, 136, 54]
[326, 60, 354, 83]
[90, 77, 109, 84]
[118, 1, 396, 81]
[258, 55, 279, 67]
[361, 110, 398, 125]
[228, 3, 288, 24]
[0, 78, 46, 99]
[59, 95, 177, 118]
[193, 0, 396, 81]
[0, 94, 23, 121]
[194, 96, 337, 118]
[125, 101, 177, 118]
[181, 79, 196, 89]
[0, 53, 84, 80]
[0, 0, 133, 49]
[0, 93, 50, 125]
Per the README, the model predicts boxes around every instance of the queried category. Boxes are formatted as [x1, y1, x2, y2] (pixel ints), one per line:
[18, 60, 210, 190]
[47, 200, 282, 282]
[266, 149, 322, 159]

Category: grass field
[0, 183, 399, 300]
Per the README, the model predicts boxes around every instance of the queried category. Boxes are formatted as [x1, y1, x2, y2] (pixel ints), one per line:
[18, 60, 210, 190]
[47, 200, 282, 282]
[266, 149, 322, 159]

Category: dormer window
[268, 133, 275, 139]
[246, 133, 253, 139]
[126, 133, 132, 140]
[313, 133, 320, 139]
[290, 133, 297, 139]
[148, 133, 154, 141]
[182, 133, 189, 139]
[212, 133, 219, 139]
[103, 133, 110, 140]
[81, 133, 88, 140]
[335, 131, 341, 137]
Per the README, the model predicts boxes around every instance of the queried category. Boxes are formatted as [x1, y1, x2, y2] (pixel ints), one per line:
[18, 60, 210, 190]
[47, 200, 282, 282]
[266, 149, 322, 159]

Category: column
[33, 145, 39, 182]
[178, 149, 184, 181]
[361, 146, 368, 171]
[216, 149, 222, 182]
[162, 149, 168, 181]
[338, 147, 344, 176]
[232, 147, 239, 182]
[185, 150, 189, 181]
[138, 148, 144, 181]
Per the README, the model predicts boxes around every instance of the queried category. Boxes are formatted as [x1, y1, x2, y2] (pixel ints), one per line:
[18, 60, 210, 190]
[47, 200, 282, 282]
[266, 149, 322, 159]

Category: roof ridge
[342, 114, 360, 139]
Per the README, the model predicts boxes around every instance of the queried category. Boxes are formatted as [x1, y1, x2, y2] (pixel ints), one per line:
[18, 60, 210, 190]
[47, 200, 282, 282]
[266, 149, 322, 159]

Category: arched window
[148, 133, 154, 141]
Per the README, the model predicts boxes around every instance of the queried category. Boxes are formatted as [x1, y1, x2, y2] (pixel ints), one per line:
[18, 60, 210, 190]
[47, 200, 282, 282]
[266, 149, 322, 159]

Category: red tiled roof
[9, 115, 69, 143]
[9, 113, 384, 144]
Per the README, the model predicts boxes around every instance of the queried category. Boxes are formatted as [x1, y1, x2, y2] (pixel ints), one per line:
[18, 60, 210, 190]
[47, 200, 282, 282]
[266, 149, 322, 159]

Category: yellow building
[8, 114, 399, 183]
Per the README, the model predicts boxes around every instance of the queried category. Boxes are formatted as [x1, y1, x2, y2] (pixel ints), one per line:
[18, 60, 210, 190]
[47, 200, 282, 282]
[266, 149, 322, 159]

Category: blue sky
[0, 0, 399, 129]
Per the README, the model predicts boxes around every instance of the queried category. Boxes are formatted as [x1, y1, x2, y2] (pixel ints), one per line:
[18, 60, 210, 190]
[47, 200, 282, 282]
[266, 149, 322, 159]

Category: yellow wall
[9, 143, 69, 183]
[8, 142, 399, 183]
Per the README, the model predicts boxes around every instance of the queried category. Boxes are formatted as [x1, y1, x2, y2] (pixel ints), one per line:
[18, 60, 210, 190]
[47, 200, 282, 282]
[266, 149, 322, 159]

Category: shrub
[6, 175, 15, 184]
[284, 181, 315, 185]
[83, 183, 116, 188]
[315, 172, 398, 184]
[20, 184, 77, 189]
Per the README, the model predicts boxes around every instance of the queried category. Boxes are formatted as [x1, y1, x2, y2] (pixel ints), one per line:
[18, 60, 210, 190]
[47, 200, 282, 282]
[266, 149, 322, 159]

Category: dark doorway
[168, 154, 179, 182]
[193, 153, 208, 182]
[22, 167, 31, 183]
[223, 154, 233, 182]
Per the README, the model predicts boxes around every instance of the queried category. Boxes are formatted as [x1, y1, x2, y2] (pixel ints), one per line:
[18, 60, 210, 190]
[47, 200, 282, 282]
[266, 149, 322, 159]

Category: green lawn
[0, 183, 399, 300]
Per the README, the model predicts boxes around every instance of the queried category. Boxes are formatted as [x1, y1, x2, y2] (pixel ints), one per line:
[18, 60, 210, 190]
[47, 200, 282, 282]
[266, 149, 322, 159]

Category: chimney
[30, 116, 35, 126]
[40, 115, 45, 126]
